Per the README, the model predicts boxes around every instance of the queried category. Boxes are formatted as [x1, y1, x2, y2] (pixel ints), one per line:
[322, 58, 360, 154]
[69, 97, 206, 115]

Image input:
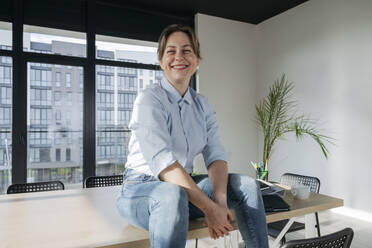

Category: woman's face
[159, 31, 199, 87]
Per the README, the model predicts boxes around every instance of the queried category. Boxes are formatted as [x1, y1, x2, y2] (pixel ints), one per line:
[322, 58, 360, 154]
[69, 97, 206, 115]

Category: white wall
[257, 0, 372, 213]
[195, 14, 259, 176]
[196, 0, 372, 214]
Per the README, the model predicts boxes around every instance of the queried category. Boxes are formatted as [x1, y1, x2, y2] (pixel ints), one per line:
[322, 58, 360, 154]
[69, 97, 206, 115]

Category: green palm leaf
[255, 74, 333, 173]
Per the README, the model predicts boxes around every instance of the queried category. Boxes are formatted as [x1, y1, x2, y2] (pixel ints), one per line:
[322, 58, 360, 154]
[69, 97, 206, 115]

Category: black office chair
[7, 180, 65, 194]
[84, 175, 123, 188]
[268, 173, 321, 244]
[280, 228, 354, 248]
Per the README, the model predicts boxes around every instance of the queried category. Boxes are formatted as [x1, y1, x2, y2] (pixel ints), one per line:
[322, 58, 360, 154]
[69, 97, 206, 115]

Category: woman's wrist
[201, 198, 217, 214]
[213, 193, 227, 206]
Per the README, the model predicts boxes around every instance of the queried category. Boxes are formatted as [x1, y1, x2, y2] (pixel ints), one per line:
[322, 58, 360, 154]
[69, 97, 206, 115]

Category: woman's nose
[175, 51, 184, 61]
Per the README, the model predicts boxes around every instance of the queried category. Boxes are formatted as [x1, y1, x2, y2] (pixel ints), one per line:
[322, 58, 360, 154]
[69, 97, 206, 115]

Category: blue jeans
[116, 171, 269, 248]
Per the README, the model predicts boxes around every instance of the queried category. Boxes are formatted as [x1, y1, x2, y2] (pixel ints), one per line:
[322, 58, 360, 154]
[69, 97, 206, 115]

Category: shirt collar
[160, 77, 192, 106]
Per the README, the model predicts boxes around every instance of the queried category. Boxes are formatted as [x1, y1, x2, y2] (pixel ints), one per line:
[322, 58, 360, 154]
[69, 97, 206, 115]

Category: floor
[186, 210, 372, 248]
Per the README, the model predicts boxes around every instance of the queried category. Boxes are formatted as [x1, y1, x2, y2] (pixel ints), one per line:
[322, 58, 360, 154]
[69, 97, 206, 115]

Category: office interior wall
[257, 0, 372, 213]
[194, 13, 259, 176]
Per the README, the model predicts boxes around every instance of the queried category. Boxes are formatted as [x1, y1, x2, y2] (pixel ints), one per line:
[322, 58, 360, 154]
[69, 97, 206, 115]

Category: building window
[0, 87, 12, 104]
[30, 89, 52, 106]
[55, 110, 61, 121]
[30, 68, 52, 87]
[0, 65, 12, 84]
[66, 92, 72, 105]
[55, 132, 61, 145]
[66, 148, 71, 161]
[54, 91, 61, 106]
[66, 73, 71, 87]
[118, 110, 132, 126]
[118, 93, 136, 109]
[97, 110, 114, 126]
[55, 72, 61, 87]
[0, 107, 11, 125]
[30, 129, 51, 145]
[67, 132, 73, 144]
[40, 148, 51, 162]
[30, 147, 51, 163]
[97, 74, 114, 90]
[97, 92, 114, 108]
[66, 111, 71, 126]
[56, 148, 61, 161]
[30, 148, 40, 162]
[30, 108, 52, 126]
[97, 65, 115, 74]
[118, 76, 136, 91]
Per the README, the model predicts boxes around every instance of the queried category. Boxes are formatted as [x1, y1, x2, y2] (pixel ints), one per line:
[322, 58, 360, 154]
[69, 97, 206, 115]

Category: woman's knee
[228, 173, 259, 194]
[157, 183, 189, 211]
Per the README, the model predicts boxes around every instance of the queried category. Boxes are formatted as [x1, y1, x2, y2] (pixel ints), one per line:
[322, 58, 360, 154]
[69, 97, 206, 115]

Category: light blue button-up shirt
[126, 77, 227, 179]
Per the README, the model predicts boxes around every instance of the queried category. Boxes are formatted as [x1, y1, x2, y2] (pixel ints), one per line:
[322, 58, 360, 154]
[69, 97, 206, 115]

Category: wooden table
[0, 186, 343, 248]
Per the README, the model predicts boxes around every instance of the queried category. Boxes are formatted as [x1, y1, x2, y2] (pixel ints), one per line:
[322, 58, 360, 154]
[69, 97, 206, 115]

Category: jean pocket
[124, 173, 155, 185]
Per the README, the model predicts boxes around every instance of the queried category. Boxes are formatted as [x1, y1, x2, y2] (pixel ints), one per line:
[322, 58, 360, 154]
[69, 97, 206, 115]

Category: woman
[116, 24, 269, 248]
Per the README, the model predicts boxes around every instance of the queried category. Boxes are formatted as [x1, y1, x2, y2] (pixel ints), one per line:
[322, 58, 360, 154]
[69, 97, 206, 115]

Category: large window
[0, 56, 12, 194]
[94, 36, 160, 176]
[0, 2, 190, 193]
[27, 63, 83, 188]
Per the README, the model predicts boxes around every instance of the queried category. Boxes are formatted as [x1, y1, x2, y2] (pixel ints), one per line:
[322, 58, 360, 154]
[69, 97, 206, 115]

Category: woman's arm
[207, 160, 229, 206]
[159, 162, 233, 239]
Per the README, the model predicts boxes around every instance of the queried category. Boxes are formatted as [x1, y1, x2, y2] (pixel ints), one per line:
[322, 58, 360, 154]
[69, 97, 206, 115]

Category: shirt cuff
[204, 154, 228, 169]
[151, 150, 177, 179]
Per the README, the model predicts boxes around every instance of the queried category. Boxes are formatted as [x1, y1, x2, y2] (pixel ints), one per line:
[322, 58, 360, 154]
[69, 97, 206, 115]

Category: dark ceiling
[100, 0, 309, 24]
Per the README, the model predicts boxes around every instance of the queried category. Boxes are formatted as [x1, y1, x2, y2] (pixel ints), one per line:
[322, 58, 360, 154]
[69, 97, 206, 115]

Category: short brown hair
[157, 24, 201, 61]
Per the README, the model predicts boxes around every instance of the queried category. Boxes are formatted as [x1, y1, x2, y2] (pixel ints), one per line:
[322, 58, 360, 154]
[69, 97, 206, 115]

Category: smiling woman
[116, 24, 269, 248]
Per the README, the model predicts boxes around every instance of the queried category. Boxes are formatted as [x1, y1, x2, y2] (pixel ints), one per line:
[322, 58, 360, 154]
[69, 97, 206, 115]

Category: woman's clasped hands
[203, 197, 234, 240]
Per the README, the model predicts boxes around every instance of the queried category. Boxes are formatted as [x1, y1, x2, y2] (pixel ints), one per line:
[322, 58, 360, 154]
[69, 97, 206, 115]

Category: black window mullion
[95, 58, 161, 71]
[23, 52, 86, 67]
[83, 0, 96, 183]
[12, 0, 27, 184]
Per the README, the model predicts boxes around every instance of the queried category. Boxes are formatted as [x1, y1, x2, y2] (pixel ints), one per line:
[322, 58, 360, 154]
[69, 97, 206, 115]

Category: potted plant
[255, 74, 333, 181]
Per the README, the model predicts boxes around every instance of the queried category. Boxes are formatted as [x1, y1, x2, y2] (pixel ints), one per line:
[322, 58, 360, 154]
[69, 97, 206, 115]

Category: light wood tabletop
[0, 186, 343, 248]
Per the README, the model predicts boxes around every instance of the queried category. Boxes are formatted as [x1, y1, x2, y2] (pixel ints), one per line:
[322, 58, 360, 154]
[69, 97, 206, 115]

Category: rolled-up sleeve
[200, 97, 227, 169]
[129, 91, 177, 178]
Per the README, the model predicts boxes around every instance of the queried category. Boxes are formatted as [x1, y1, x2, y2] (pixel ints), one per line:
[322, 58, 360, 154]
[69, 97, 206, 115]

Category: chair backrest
[84, 175, 123, 188]
[7, 181, 65, 194]
[280, 173, 320, 193]
[280, 228, 354, 248]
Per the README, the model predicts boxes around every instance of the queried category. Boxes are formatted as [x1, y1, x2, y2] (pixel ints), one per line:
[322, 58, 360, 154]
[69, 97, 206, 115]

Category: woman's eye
[183, 50, 191, 54]
[167, 50, 175, 54]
